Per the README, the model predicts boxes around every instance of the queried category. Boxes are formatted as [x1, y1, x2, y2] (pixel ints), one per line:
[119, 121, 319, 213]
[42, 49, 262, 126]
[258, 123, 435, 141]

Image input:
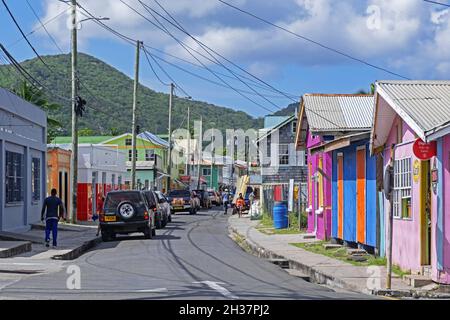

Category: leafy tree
[13, 81, 62, 143]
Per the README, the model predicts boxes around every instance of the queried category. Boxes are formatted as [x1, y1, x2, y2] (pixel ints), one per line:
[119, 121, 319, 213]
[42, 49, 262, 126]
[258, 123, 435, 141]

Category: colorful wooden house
[47, 146, 72, 213]
[296, 94, 374, 240]
[370, 80, 450, 284]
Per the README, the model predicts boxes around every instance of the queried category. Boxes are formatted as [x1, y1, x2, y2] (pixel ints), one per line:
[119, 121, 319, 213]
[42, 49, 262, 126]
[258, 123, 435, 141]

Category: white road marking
[136, 288, 168, 293]
[0, 263, 45, 266]
[193, 281, 239, 299]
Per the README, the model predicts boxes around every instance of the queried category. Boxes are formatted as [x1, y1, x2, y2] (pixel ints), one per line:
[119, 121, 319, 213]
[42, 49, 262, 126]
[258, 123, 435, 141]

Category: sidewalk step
[403, 275, 433, 288]
[347, 248, 367, 255]
[323, 244, 342, 250]
[303, 234, 316, 239]
[267, 258, 290, 269]
[284, 269, 310, 281]
[0, 241, 32, 258]
[0, 232, 42, 244]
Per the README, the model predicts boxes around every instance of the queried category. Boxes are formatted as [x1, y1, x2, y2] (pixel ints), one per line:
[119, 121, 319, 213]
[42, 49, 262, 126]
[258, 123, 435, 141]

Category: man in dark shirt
[41, 188, 66, 247]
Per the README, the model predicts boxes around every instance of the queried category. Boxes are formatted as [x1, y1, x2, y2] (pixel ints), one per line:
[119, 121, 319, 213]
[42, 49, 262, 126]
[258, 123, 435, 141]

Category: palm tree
[13, 81, 62, 143]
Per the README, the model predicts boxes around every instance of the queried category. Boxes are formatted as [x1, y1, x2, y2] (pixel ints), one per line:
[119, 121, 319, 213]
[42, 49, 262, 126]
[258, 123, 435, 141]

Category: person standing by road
[95, 195, 105, 237]
[41, 188, 66, 248]
[222, 190, 230, 215]
[236, 193, 245, 218]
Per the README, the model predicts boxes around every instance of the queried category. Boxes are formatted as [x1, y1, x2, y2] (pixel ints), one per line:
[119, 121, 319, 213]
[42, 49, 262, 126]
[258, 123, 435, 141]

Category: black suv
[100, 190, 156, 241]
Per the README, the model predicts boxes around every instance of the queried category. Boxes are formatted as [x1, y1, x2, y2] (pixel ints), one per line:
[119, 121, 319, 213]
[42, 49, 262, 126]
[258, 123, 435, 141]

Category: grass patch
[290, 241, 409, 277]
[256, 212, 307, 235]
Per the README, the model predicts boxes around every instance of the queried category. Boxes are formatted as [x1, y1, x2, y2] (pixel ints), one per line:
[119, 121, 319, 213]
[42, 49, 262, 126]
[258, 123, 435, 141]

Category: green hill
[0, 53, 265, 135]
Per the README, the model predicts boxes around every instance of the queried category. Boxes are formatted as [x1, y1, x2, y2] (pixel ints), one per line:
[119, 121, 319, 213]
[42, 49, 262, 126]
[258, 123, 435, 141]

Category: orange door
[356, 148, 366, 244]
[337, 154, 344, 239]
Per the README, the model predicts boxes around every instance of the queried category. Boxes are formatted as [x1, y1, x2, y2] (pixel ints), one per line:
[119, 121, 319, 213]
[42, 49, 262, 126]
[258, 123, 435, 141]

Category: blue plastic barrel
[273, 201, 288, 229]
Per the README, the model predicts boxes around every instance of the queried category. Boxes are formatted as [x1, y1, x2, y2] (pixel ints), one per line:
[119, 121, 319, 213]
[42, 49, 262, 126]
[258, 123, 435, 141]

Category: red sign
[413, 139, 437, 160]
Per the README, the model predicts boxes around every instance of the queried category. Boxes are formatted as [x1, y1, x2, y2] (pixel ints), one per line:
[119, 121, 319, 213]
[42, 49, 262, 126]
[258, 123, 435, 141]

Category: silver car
[155, 191, 172, 223]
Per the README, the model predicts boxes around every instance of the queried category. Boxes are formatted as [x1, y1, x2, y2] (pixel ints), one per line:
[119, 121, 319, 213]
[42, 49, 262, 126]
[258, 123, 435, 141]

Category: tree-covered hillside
[0, 53, 266, 135]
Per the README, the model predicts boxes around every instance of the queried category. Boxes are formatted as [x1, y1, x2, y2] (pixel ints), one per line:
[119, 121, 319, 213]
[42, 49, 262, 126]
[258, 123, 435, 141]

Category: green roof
[52, 136, 114, 144]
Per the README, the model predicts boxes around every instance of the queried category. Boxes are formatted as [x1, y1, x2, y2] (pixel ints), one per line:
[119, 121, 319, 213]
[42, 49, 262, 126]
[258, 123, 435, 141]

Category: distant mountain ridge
[0, 53, 299, 135]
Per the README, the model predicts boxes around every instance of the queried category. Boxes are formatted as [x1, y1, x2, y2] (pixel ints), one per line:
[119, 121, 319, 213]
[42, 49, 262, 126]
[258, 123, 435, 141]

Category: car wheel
[117, 201, 136, 220]
[144, 225, 153, 239]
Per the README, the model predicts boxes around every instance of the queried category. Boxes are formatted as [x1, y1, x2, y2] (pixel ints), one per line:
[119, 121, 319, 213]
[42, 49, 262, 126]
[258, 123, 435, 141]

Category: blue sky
[1, 0, 450, 118]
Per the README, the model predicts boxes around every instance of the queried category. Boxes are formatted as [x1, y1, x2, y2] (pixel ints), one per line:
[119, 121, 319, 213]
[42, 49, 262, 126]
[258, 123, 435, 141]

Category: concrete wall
[0, 89, 46, 232]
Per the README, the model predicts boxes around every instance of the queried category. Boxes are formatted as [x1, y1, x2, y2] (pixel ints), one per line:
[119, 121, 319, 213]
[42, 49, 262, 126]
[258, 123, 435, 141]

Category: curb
[52, 236, 102, 260]
[0, 242, 32, 258]
[228, 225, 371, 296]
[229, 224, 450, 299]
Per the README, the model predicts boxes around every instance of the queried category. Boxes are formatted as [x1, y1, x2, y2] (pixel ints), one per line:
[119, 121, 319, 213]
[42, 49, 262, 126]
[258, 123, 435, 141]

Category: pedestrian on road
[223, 191, 230, 215]
[95, 195, 105, 237]
[236, 193, 245, 218]
[41, 188, 65, 248]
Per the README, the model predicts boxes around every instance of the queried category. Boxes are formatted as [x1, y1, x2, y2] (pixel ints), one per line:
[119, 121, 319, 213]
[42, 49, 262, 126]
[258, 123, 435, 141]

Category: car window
[144, 192, 157, 207]
[104, 192, 144, 210]
[168, 190, 190, 198]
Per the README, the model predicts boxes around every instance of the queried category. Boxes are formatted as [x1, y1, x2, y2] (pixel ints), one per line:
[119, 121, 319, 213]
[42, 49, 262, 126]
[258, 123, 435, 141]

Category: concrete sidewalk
[228, 215, 450, 299]
[0, 222, 101, 260]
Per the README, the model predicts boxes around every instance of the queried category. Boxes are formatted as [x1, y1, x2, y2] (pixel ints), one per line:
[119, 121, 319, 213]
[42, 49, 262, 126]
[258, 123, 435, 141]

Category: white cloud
[36, 0, 450, 79]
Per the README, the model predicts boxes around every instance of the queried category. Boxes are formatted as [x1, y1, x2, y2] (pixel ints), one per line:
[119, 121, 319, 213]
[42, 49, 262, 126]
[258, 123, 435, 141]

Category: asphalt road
[0, 209, 370, 300]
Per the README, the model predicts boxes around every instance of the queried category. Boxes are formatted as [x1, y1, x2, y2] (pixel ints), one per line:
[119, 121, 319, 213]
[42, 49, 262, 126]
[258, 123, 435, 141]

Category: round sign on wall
[413, 138, 437, 160]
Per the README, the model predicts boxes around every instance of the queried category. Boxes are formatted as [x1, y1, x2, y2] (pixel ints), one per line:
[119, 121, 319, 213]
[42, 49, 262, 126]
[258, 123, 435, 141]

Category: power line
[148, 49, 293, 99]
[120, 0, 276, 114]
[147, 0, 300, 103]
[8, 7, 69, 48]
[25, 0, 65, 53]
[141, 45, 171, 86]
[423, 0, 450, 7]
[216, 0, 410, 80]
[149, 0, 284, 111]
[1, 0, 54, 73]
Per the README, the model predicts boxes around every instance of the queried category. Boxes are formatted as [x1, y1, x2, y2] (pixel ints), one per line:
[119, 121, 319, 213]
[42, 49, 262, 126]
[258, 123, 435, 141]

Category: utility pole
[69, 0, 78, 224]
[186, 105, 190, 176]
[167, 83, 174, 192]
[197, 116, 203, 190]
[131, 40, 141, 190]
[386, 145, 395, 289]
[210, 135, 214, 190]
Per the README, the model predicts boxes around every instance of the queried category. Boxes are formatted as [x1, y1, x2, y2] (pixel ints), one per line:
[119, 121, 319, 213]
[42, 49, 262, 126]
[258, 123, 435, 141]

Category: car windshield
[104, 192, 143, 210]
[168, 190, 190, 198]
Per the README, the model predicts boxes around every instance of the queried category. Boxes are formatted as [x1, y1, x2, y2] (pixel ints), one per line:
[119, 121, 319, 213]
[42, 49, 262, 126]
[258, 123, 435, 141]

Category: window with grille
[125, 138, 132, 146]
[393, 158, 412, 219]
[202, 168, 212, 176]
[31, 158, 40, 201]
[128, 150, 138, 161]
[5, 151, 24, 203]
[279, 144, 289, 165]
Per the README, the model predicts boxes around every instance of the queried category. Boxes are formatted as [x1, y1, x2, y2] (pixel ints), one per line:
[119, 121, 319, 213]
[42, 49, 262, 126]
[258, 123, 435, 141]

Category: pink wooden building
[296, 94, 373, 240]
[371, 80, 450, 284]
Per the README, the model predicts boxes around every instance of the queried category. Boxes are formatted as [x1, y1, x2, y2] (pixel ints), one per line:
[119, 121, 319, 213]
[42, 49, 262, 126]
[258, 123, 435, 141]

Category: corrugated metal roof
[303, 94, 374, 132]
[138, 131, 169, 148]
[377, 80, 450, 135]
[264, 116, 290, 129]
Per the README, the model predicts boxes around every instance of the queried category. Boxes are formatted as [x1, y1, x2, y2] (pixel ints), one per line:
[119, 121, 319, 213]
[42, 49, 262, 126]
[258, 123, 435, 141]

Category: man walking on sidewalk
[41, 188, 66, 248]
